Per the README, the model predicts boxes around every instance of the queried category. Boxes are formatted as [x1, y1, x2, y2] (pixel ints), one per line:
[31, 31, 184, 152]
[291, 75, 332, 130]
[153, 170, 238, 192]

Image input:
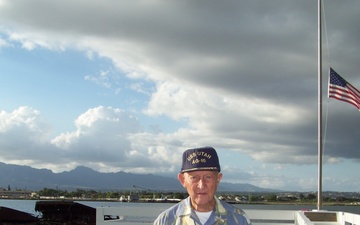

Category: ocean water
[1, 199, 360, 223]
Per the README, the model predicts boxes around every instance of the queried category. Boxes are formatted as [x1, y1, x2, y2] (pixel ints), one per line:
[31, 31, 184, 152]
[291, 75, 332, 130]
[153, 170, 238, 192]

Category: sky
[0, 0, 360, 192]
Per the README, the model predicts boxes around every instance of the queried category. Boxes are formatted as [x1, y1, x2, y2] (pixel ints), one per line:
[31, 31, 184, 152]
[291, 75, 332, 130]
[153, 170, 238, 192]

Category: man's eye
[205, 175, 214, 180]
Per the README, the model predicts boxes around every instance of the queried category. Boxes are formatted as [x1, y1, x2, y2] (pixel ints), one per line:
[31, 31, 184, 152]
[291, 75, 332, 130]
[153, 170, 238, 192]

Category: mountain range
[0, 162, 277, 192]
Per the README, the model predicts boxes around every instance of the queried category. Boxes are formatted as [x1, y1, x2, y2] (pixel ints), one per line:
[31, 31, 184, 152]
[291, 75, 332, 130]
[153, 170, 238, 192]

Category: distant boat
[119, 195, 127, 202]
[127, 193, 139, 202]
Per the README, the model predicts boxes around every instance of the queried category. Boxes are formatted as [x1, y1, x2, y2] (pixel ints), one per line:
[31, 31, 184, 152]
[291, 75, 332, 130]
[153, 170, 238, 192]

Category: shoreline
[1, 197, 359, 206]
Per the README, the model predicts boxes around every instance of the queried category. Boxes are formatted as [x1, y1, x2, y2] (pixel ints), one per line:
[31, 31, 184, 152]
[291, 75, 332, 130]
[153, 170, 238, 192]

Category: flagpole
[317, 0, 323, 210]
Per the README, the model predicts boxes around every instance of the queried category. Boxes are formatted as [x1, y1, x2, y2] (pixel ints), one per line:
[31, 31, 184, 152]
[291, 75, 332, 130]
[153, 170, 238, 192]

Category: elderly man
[154, 146, 251, 225]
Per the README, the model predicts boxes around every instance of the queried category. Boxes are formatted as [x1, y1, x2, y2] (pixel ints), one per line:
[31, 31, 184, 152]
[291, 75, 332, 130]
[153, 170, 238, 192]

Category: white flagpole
[317, 0, 323, 210]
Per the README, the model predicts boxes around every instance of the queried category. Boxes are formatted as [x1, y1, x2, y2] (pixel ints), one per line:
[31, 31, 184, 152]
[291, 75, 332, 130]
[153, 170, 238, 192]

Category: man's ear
[217, 173, 223, 184]
[178, 173, 185, 187]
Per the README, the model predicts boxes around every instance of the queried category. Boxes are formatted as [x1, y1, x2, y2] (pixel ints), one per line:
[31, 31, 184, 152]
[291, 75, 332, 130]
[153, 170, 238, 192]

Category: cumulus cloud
[0, 107, 53, 161]
[145, 81, 317, 164]
[0, 36, 9, 47]
[0, 106, 162, 173]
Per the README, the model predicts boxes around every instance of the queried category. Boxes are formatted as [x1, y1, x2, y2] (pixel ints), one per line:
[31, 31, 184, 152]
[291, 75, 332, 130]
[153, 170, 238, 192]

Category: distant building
[0, 189, 33, 198]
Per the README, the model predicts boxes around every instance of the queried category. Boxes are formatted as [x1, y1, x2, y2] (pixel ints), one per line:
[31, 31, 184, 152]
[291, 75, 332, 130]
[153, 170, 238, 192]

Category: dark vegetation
[33, 188, 360, 205]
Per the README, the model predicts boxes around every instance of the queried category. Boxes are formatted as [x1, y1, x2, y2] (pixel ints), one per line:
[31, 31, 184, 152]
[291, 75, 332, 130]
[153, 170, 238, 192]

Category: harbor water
[1, 199, 360, 223]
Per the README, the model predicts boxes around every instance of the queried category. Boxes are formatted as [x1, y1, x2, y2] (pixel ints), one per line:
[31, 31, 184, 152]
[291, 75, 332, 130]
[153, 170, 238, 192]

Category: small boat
[119, 195, 127, 202]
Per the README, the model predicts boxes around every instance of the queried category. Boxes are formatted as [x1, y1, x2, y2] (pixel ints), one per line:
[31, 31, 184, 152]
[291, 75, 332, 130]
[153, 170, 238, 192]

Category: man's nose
[197, 178, 206, 189]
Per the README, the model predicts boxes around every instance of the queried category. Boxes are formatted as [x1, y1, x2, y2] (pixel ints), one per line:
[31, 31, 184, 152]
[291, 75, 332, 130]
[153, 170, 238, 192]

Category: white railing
[95, 207, 360, 225]
[295, 210, 360, 225]
[338, 211, 360, 225]
[244, 209, 295, 225]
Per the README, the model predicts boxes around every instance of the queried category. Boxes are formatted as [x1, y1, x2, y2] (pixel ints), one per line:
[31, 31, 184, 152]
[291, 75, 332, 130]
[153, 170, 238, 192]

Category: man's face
[178, 170, 222, 212]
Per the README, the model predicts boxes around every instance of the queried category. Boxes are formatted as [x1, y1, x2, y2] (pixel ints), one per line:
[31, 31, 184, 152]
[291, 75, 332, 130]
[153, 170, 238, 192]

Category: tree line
[35, 188, 360, 204]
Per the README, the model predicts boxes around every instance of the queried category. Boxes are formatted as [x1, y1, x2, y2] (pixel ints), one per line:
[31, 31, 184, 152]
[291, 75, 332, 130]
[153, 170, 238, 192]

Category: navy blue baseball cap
[180, 146, 221, 173]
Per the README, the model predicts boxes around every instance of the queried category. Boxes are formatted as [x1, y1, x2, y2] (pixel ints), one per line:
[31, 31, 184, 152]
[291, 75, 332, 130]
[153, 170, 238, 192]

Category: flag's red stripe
[329, 94, 360, 109]
[329, 92, 360, 105]
[329, 92, 360, 106]
[347, 83, 360, 98]
[329, 85, 360, 105]
[329, 95, 360, 107]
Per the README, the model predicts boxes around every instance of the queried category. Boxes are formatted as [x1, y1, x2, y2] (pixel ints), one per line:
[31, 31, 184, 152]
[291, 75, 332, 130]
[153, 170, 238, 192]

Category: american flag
[328, 67, 360, 111]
